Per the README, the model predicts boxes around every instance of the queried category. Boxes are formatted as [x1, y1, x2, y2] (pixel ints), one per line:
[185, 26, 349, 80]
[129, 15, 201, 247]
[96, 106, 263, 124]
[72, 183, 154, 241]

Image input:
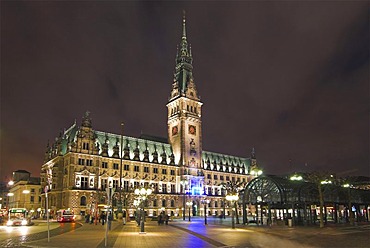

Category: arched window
[80, 196, 87, 206]
[162, 199, 166, 207]
[171, 200, 175, 207]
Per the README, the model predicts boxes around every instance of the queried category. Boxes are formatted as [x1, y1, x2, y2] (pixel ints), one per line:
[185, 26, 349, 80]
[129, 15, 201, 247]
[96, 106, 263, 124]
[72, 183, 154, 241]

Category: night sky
[1, 1, 369, 181]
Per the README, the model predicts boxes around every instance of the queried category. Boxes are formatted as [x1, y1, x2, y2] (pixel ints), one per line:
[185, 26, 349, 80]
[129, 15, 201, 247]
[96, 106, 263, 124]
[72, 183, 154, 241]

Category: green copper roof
[52, 122, 250, 172]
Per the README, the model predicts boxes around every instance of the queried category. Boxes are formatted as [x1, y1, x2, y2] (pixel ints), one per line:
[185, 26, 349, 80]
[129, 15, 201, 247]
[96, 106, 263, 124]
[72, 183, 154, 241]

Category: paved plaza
[1, 217, 369, 247]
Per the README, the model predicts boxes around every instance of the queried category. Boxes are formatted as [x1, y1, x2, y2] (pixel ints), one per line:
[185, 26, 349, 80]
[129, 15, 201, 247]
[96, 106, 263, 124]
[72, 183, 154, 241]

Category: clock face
[172, 126, 178, 136]
[188, 125, 196, 135]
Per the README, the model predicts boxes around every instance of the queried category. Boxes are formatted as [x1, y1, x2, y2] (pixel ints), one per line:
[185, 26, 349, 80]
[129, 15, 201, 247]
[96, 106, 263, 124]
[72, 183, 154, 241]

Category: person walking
[123, 211, 126, 225]
[158, 214, 162, 225]
[164, 214, 169, 225]
[108, 212, 113, 230]
[101, 212, 106, 225]
[85, 213, 90, 223]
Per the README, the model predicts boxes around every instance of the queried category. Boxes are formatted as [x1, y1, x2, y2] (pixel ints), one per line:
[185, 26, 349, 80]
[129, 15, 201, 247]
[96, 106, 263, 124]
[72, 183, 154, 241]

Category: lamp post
[22, 190, 30, 209]
[201, 198, 210, 225]
[7, 180, 14, 209]
[186, 201, 193, 222]
[7, 193, 14, 210]
[226, 194, 239, 229]
[134, 187, 152, 234]
[118, 122, 124, 219]
[180, 179, 188, 221]
[343, 183, 354, 225]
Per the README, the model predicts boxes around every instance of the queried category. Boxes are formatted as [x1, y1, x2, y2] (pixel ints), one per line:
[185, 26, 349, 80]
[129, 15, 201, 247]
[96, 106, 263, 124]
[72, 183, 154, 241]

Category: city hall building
[41, 16, 258, 219]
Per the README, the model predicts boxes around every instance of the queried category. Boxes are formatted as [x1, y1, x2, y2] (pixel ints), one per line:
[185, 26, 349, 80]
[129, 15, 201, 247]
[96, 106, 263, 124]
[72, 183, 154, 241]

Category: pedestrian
[158, 214, 162, 225]
[85, 213, 90, 223]
[164, 214, 169, 225]
[108, 212, 113, 230]
[136, 212, 141, 226]
[101, 212, 106, 225]
[90, 215, 95, 224]
[123, 211, 126, 225]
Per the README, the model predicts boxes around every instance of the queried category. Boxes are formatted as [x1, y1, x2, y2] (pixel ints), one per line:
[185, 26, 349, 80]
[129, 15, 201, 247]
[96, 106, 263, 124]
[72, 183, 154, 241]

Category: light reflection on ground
[1, 225, 29, 234]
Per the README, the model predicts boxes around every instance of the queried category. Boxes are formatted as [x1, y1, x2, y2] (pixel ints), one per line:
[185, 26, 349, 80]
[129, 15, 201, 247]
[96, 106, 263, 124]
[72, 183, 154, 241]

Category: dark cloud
[1, 1, 368, 180]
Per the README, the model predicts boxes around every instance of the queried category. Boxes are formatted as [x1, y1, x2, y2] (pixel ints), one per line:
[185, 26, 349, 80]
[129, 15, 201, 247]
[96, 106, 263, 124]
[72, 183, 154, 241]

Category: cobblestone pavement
[8, 217, 370, 248]
[0, 221, 82, 247]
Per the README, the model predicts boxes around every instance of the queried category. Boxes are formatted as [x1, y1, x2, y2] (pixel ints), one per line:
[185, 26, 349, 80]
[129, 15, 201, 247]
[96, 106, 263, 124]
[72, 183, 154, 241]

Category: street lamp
[134, 187, 152, 234]
[22, 190, 30, 209]
[343, 183, 354, 225]
[290, 174, 303, 181]
[118, 122, 124, 219]
[251, 169, 263, 177]
[7, 193, 14, 210]
[226, 194, 239, 229]
[186, 201, 193, 222]
[180, 179, 188, 221]
[201, 198, 210, 225]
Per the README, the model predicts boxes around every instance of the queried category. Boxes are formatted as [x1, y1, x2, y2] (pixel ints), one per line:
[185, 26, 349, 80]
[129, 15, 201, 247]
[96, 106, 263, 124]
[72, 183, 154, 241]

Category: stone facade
[40, 15, 256, 219]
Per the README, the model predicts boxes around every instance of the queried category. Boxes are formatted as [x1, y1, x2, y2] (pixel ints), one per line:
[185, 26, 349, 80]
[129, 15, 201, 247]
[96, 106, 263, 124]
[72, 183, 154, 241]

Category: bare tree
[304, 172, 333, 228]
[221, 181, 246, 224]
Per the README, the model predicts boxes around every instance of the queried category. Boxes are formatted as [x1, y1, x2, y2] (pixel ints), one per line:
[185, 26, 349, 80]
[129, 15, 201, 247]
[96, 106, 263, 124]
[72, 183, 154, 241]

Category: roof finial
[182, 10, 186, 39]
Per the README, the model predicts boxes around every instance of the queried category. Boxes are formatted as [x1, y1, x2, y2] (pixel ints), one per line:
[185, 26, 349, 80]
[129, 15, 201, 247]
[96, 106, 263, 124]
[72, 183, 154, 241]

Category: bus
[57, 209, 75, 222]
[7, 208, 30, 226]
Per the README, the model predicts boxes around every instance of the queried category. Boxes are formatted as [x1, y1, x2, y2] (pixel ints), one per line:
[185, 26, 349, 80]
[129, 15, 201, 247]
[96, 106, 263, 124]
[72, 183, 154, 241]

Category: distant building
[40, 15, 259, 218]
[12, 170, 31, 182]
[7, 170, 42, 217]
[0, 182, 8, 210]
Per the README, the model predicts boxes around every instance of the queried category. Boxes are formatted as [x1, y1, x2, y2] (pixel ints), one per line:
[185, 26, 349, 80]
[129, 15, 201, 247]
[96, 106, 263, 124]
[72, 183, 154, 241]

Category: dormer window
[83, 142, 89, 150]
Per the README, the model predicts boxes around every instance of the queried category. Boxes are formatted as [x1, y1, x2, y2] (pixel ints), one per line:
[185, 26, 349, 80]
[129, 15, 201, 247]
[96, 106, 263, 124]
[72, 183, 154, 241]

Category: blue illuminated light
[191, 186, 203, 195]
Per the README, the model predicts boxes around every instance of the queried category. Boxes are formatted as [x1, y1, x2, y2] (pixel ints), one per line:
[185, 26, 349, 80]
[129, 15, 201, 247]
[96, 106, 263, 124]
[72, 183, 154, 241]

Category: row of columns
[242, 201, 370, 226]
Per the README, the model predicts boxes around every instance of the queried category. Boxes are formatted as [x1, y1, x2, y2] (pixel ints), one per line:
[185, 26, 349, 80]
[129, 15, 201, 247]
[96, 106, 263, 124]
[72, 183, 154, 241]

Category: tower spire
[182, 10, 187, 39]
[169, 12, 197, 100]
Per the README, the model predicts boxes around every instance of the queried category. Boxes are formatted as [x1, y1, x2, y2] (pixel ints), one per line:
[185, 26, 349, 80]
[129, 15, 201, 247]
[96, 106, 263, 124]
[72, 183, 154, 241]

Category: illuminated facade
[7, 170, 42, 217]
[41, 15, 257, 219]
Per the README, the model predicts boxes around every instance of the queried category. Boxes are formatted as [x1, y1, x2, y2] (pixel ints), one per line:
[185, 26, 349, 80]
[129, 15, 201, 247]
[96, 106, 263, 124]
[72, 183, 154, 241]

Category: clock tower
[167, 14, 204, 194]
